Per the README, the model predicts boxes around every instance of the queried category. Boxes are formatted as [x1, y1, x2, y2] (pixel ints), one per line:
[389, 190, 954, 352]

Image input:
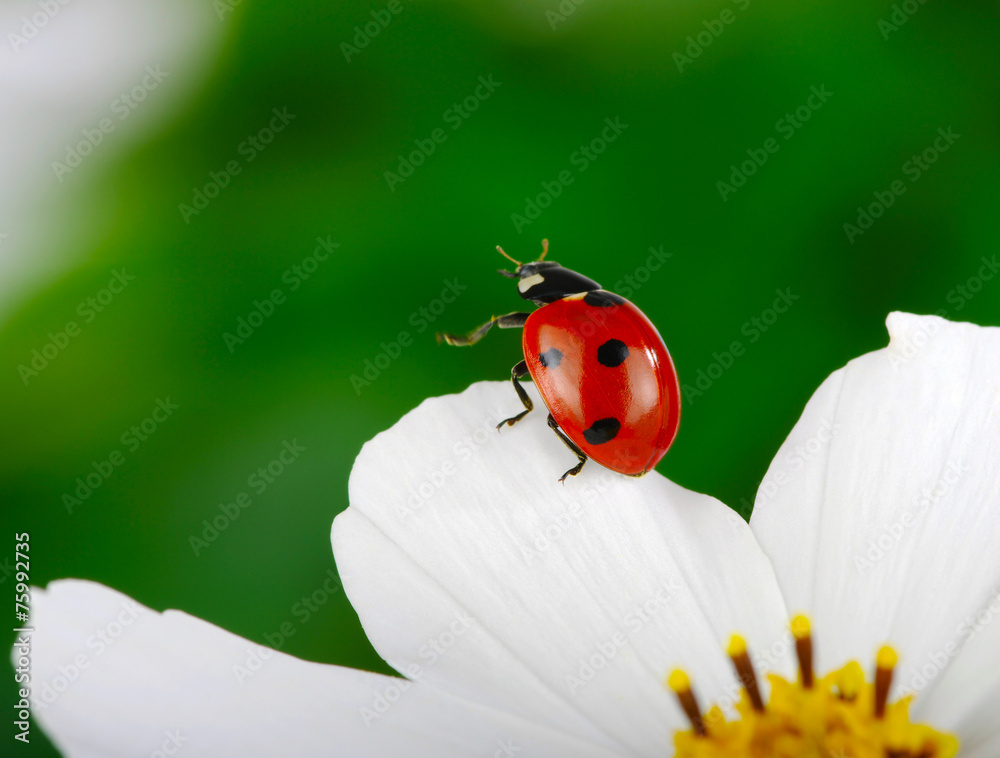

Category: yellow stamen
[668, 669, 706, 736]
[877, 645, 899, 669]
[836, 660, 864, 701]
[670, 621, 958, 758]
[727, 634, 764, 712]
[727, 634, 747, 657]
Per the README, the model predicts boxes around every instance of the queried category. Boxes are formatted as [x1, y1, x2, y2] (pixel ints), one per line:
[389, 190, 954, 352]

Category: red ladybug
[440, 240, 680, 482]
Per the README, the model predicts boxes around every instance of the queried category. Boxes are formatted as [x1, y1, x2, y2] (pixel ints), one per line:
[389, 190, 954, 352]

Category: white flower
[18, 313, 1000, 757]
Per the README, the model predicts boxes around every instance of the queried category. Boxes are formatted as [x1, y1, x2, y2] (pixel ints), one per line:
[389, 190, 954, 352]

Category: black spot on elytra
[538, 348, 563, 368]
[583, 290, 625, 308]
[583, 417, 621, 445]
[597, 339, 629, 368]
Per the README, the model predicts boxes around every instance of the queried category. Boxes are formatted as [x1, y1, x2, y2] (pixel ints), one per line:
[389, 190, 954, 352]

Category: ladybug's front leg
[546, 414, 588, 483]
[497, 360, 533, 429]
[437, 312, 530, 347]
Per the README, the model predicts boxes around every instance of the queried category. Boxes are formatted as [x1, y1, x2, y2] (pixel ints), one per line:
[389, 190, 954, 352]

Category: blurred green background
[3, 0, 998, 753]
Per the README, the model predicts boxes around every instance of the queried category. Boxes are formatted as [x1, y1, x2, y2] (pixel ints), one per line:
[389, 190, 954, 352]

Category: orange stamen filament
[792, 614, 814, 689]
[728, 635, 765, 712]
[668, 669, 706, 737]
[875, 645, 898, 719]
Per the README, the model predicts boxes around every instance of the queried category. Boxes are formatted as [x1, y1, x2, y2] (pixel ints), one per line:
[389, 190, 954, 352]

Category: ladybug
[439, 240, 680, 482]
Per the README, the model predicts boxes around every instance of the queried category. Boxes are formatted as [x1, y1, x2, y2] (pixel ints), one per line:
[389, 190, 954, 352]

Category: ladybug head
[496, 241, 602, 304]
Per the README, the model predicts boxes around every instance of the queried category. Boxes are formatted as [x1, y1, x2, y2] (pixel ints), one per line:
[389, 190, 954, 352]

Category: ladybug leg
[437, 312, 530, 347]
[497, 360, 533, 429]
[547, 414, 588, 483]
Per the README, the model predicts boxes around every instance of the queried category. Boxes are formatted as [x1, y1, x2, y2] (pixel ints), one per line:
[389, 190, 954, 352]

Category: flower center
[667, 615, 958, 758]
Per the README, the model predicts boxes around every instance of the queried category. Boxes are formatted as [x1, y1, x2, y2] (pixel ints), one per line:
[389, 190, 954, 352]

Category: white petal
[955, 735, 1000, 758]
[19, 579, 621, 758]
[334, 381, 792, 757]
[914, 585, 1000, 750]
[750, 313, 1000, 712]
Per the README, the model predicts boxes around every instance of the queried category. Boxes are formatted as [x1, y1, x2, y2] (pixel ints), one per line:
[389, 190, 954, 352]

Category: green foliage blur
[3, 1, 998, 753]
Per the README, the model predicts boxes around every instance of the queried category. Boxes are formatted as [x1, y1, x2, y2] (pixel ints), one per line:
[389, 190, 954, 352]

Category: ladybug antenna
[496, 245, 522, 268]
[539, 239, 549, 261]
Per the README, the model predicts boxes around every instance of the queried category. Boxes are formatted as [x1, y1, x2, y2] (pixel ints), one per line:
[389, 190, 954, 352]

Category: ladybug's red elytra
[439, 240, 680, 482]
